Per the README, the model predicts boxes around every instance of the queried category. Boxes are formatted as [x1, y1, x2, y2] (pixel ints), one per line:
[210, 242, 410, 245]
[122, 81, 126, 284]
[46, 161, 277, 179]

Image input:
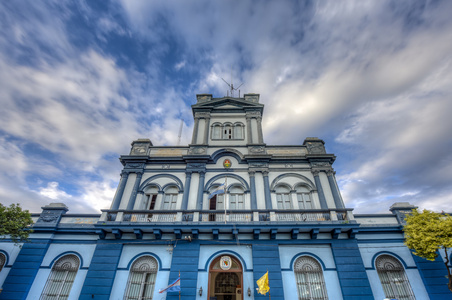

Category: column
[111, 171, 129, 210]
[249, 171, 257, 210]
[262, 171, 272, 209]
[313, 170, 328, 209]
[191, 117, 200, 144]
[327, 170, 345, 209]
[257, 116, 264, 144]
[203, 116, 210, 144]
[127, 172, 143, 210]
[246, 116, 252, 144]
[196, 171, 205, 210]
[181, 172, 192, 210]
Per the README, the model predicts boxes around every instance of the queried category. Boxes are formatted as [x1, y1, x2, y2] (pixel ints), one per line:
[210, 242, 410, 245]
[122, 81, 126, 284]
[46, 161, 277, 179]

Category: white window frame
[294, 256, 328, 300]
[40, 254, 80, 300]
[124, 256, 158, 300]
[376, 255, 415, 300]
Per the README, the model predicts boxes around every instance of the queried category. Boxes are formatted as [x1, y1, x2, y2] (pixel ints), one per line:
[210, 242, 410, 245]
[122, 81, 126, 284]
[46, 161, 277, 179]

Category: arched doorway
[208, 255, 243, 300]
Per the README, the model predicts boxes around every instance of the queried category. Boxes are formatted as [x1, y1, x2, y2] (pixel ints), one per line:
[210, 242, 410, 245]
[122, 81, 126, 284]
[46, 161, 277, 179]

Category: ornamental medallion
[220, 256, 232, 270]
[223, 159, 232, 169]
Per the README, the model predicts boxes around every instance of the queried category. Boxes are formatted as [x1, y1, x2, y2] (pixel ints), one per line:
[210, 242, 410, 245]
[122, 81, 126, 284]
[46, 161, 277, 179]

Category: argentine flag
[208, 182, 226, 199]
[159, 276, 181, 293]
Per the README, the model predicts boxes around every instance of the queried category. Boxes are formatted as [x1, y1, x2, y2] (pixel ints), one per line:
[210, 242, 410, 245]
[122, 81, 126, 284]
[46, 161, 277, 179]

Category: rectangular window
[277, 194, 292, 209]
[297, 193, 312, 209]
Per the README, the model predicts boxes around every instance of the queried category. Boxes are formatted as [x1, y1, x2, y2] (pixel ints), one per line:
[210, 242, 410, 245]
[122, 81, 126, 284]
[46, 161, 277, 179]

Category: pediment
[192, 97, 263, 110]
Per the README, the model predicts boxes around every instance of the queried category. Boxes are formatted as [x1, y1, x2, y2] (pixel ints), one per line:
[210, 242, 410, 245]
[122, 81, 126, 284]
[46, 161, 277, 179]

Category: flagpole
[179, 270, 181, 300]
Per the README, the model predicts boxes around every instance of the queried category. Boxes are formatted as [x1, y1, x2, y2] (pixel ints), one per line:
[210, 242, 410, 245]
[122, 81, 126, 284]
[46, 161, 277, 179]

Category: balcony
[99, 209, 354, 224]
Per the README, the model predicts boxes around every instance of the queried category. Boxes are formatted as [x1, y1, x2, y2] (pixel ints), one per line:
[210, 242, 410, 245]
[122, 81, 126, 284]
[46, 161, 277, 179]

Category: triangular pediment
[192, 96, 264, 110]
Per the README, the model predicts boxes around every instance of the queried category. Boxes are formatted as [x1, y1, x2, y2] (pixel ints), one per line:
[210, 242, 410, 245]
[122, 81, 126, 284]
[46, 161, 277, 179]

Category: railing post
[176, 212, 183, 221]
[193, 211, 199, 222]
[346, 210, 355, 221]
[330, 210, 338, 221]
[99, 211, 108, 222]
[253, 211, 259, 221]
[270, 211, 276, 221]
[116, 212, 124, 222]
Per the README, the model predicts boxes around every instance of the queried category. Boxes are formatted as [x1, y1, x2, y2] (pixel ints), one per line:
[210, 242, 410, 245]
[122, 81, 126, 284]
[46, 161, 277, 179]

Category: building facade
[0, 93, 451, 300]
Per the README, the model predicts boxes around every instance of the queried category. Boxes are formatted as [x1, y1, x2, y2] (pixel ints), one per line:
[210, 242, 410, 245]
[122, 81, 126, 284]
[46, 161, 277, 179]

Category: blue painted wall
[79, 242, 123, 300]
[0, 240, 50, 300]
[167, 241, 200, 300]
[412, 252, 452, 299]
[331, 240, 373, 300]
[252, 244, 284, 300]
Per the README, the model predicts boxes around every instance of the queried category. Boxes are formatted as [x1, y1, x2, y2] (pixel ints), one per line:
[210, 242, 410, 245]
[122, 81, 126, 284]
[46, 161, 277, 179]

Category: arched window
[223, 123, 233, 140]
[161, 186, 178, 210]
[294, 256, 328, 300]
[233, 123, 244, 139]
[143, 186, 159, 210]
[211, 123, 222, 139]
[0, 252, 6, 272]
[40, 254, 80, 300]
[276, 185, 292, 209]
[376, 255, 415, 300]
[229, 186, 245, 210]
[124, 256, 158, 300]
[296, 185, 312, 209]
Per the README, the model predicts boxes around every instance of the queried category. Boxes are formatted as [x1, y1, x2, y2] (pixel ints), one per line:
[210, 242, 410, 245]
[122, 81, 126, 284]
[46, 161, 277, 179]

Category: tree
[0, 203, 33, 244]
[403, 209, 452, 292]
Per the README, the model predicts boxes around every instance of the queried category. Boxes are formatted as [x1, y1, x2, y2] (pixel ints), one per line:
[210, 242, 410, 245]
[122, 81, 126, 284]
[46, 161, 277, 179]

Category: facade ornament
[312, 170, 321, 176]
[246, 111, 261, 118]
[285, 164, 293, 168]
[195, 112, 211, 119]
[187, 163, 204, 169]
[305, 142, 326, 154]
[311, 162, 330, 168]
[162, 164, 170, 169]
[249, 162, 268, 168]
[188, 146, 207, 154]
[326, 169, 335, 176]
[250, 146, 265, 153]
[131, 144, 148, 155]
[38, 211, 59, 223]
[126, 163, 145, 169]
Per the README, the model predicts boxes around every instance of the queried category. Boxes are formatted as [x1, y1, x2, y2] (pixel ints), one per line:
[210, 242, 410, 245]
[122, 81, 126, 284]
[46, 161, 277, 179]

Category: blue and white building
[0, 93, 451, 300]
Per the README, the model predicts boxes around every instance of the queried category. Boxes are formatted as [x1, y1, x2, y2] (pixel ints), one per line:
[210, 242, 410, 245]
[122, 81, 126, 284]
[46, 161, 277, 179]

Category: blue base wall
[331, 240, 373, 300]
[79, 242, 123, 300]
[166, 241, 200, 300]
[0, 240, 51, 300]
[412, 252, 452, 299]
[252, 244, 284, 300]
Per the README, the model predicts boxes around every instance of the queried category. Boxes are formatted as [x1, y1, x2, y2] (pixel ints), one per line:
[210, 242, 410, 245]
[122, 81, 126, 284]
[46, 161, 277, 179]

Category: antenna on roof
[221, 77, 243, 97]
[177, 119, 183, 145]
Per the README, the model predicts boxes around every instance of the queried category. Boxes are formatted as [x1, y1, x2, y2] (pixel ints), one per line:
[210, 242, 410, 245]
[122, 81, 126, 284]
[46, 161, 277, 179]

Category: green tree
[0, 203, 33, 244]
[403, 209, 452, 292]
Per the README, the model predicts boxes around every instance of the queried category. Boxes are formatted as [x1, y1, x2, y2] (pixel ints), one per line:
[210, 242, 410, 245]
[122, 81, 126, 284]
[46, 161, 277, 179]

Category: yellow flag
[256, 271, 270, 295]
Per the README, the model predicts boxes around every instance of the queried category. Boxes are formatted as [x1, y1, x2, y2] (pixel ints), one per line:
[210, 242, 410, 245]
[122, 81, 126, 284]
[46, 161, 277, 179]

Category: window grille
[124, 256, 158, 300]
[294, 256, 328, 300]
[376, 255, 415, 300]
[276, 185, 292, 209]
[0, 252, 5, 271]
[40, 254, 80, 300]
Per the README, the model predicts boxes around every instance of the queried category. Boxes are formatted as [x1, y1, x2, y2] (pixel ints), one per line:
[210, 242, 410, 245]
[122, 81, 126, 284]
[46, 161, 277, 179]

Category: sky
[1, 0, 451, 215]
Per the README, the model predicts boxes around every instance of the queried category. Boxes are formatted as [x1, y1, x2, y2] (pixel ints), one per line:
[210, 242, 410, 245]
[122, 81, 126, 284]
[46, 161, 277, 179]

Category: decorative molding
[187, 163, 205, 169]
[285, 164, 293, 168]
[162, 164, 170, 169]
[188, 146, 207, 155]
[311, 162, 330, 168]
[249, 146, 265, 153]
[312, 170, 321, 176]
[126, 163, 145, 169]
[249, 162, 268, 168]
[37, 211, 59, 223]
[195, 112, 211, 118]
[326, 169, 335, 176]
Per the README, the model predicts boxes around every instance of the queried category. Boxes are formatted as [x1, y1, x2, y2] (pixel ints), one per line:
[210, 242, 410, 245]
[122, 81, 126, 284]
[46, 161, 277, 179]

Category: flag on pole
[159, 277, 181, 293]
[256, 271, 270, 295]
[208, 182, 226, 199]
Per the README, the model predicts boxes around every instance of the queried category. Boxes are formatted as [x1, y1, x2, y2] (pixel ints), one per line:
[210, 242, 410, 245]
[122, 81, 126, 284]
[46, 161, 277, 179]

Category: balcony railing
[100, 209, 354, 223]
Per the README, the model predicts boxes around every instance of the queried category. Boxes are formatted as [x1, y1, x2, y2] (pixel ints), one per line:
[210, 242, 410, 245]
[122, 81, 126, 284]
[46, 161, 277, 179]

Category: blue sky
[1, 0, 451, 214]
